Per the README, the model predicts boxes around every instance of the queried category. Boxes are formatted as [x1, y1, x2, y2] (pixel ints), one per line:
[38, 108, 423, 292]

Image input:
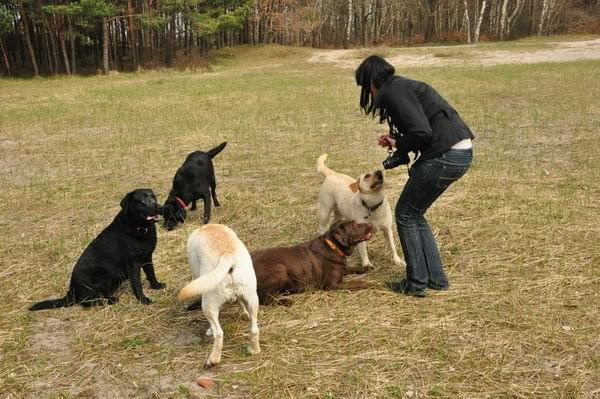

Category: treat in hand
[378, 134, 396, 148]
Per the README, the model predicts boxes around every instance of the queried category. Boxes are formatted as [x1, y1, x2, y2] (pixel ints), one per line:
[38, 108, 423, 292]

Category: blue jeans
[395, 148, 473, 291]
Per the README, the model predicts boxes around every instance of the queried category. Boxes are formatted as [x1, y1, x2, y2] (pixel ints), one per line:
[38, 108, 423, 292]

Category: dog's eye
[365, 174, 371, 179]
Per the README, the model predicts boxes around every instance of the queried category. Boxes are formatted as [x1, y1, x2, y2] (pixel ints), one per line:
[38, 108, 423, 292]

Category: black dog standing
[30, 189, 165, 310]
[163, 142, 227, 230]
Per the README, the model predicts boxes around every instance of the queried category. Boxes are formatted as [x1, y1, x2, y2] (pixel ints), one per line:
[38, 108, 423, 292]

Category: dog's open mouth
[370, 181, 384, 191]
[145, 214, 160, 221]
[361, 232, 373, 241]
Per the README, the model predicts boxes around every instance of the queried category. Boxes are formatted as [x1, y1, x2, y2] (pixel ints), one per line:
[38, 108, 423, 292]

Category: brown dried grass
[0, 42, 599, 398]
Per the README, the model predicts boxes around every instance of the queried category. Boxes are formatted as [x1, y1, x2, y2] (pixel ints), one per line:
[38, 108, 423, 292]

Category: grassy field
[1, 40, 599, 398]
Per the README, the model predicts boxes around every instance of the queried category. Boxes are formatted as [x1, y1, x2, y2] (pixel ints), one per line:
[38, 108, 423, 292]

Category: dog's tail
[316, 154, 334, 177]
[29, 294, 74, 311]
[206, 142, 227, 159]
[177, 256, 233, 303]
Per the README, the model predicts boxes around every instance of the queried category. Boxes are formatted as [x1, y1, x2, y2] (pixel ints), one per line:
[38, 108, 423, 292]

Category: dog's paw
[355, 265, 374, 274]
[213, 200, 220, 207]
[204, 355, 221, 368]
[203, 361, 218, 369]
[242, 309, 250, 320]
[392, 256, 405, 266]
[150, 281, 166, 290]
[140, 296, 152, 305]
[107, 297, 119, 305]
[277, 298, 294, 307]
[247, 344, 261, 356]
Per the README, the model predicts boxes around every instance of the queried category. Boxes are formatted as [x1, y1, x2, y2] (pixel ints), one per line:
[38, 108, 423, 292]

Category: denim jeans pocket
[409, 158, 434, 181]
[435, 162, 469, 189]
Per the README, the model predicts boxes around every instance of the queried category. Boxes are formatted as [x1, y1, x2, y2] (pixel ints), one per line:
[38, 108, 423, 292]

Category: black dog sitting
[163, 142, 226, 230]
[30, 189, 165, 311]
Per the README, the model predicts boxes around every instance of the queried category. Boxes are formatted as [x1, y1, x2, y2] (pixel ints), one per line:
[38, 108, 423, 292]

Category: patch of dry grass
[0, 43, 599, 398]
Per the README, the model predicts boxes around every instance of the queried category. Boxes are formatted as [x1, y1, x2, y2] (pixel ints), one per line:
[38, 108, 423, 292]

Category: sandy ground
[309, 38, 600, 68]
[26, 313, 221, 398]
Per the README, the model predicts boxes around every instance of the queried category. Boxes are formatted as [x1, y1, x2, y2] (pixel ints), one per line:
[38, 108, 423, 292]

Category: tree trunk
[498, 0, 509, 40]
[0, 38, 10, 77]
[41, 24, 54, 75]
[46, 18, 60, 74]
[474, 0, 488, 43]
[21, 12, 39, 76]
[538, 0, 550, 35]
[128, 0, 138, 71]
[58, 20, 71, 74]
[68, 15, 76, 74]
[506, 0, 525, 38]
[111, 21, 118, 70]
[168, 15, 176, 65]
[463, 0, 471, 43]
[423, 0, 438, 42]
[345, 0, 353, 48]
[252, 2, 258, 45]
[102, 17, 109, 74]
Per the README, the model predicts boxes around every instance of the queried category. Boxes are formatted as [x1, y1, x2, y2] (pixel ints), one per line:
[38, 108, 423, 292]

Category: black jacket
[374, 75, 474, 161]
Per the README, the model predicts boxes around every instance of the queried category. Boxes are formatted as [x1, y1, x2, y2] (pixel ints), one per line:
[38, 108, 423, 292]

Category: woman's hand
[378, 134, 396, 148]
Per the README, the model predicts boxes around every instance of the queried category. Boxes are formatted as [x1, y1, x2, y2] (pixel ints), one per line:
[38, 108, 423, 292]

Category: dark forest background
[1, 0, 599, 77]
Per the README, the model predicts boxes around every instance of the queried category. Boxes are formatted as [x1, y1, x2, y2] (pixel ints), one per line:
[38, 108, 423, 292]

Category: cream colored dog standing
[177, 224, 260, 368]
[317, 154, 403, 268]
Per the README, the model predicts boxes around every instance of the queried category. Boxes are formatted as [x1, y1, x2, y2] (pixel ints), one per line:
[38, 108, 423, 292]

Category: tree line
[1, 0, 598, 77]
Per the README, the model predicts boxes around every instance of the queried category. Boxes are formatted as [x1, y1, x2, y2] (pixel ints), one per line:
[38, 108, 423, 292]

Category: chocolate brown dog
[251, 220, 374, 305]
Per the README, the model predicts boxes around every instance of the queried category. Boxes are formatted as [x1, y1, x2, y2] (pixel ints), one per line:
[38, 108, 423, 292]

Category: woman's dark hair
[354, 55, 395, 116]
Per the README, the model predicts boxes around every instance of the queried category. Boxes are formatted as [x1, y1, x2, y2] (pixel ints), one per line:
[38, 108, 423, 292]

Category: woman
[355, 55, 474, 297]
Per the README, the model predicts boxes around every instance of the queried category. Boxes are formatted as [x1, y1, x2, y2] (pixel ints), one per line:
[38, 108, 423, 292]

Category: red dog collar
[175, 196, 188, 210]
[325, 238, 347, 257]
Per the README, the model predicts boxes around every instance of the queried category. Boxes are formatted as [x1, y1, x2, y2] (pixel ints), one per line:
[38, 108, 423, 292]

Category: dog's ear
[176, 209, 186, 223]
[120, 192, 133, 214]
[349, 180, 359, 193]
[331, 222, 350, 247]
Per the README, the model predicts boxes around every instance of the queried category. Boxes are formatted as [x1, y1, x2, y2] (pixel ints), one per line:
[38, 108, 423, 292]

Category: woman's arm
[382, 88, 433, 153]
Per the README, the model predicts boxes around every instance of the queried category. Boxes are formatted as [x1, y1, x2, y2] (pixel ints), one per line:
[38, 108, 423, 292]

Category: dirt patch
[0, 138, 19, 146]
[66, 367, 216, 399]
[27, 315, 74, 396]
[309, 38, 600, 68]
[26, 314, 217, 398]
[30, 315, 72, 353]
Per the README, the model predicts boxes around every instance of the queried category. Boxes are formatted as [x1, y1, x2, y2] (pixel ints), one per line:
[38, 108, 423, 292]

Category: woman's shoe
[386, 279, 427, 297]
